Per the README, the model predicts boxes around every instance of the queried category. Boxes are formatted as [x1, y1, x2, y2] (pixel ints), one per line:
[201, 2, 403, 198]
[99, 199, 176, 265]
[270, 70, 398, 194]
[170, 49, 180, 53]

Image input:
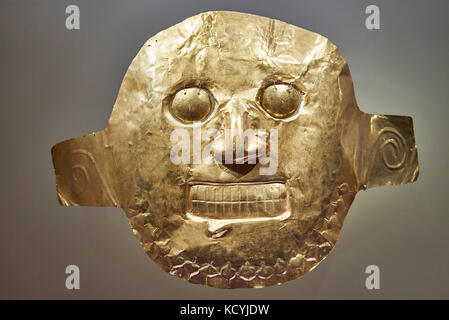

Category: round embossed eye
[170, 87, 214, 123]
[260, 84, 301, 119]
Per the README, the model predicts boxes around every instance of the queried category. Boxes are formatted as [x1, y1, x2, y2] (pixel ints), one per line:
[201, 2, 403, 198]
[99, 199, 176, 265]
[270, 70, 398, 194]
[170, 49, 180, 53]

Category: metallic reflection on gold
[261, 84, 300, 119]
[51, 11, 419, 288]
[171, 87, 213, 123]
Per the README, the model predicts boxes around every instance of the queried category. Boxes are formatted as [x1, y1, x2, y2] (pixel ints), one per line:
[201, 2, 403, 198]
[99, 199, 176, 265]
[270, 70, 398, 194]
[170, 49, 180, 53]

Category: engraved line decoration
[378, 127, 407, 170]
[70, 149, 116, 204]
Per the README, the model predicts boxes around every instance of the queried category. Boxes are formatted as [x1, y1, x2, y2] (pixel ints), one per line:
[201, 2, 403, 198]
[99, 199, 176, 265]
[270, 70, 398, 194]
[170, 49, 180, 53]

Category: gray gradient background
[0, 0, 448, 299]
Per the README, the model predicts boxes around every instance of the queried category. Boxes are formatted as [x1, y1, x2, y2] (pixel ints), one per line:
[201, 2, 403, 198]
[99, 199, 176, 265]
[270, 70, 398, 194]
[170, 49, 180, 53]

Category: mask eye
[260, 84, 301, 119]
[170, 87, 214, 123]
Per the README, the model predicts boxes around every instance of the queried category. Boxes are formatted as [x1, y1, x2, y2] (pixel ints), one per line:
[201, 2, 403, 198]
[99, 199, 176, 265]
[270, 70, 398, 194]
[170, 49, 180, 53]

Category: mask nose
[213, 99, 259, 176]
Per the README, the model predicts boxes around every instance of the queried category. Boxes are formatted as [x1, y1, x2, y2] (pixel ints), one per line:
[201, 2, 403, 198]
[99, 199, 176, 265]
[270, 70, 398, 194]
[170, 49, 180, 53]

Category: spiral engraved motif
[378, 127, 407, 170]
[67, 149, 115, 203]
[71, 164, 89, 195]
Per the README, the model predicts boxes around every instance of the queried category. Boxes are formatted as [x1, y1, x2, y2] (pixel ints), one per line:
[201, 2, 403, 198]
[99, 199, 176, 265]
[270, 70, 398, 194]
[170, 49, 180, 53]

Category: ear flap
[360, 114, 419, 189]
[51, 130, 119, 207]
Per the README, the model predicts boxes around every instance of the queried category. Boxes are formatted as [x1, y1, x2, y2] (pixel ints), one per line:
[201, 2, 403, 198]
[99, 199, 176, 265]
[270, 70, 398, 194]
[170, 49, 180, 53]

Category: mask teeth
[189, 183, 287, 219]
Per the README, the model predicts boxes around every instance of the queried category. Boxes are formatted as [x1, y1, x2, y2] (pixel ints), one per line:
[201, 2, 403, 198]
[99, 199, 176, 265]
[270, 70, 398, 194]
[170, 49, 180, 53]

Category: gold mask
[52, 11, 419, 288]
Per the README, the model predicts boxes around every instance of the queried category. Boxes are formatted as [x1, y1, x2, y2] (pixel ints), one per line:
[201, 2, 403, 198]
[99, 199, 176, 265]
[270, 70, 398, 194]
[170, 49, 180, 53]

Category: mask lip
[186, 180, 291, 231]
[187, 179, 286, 186]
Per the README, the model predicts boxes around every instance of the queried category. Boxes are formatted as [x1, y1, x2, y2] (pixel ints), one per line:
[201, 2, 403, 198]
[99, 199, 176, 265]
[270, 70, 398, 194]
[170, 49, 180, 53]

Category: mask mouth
[186, 180, 290, 231]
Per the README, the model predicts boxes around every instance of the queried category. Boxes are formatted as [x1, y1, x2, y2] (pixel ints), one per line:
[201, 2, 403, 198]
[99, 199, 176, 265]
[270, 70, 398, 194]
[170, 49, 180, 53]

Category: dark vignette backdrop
[0, 0, 448, 299]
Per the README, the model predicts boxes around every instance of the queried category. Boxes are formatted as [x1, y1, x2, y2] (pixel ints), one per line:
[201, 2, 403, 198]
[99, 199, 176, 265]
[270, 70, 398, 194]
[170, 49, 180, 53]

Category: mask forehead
[109, 11, 351, 127]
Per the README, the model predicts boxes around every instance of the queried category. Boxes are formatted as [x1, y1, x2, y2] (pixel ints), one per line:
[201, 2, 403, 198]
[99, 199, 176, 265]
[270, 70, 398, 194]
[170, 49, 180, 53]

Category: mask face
[52, 11, 419, 288]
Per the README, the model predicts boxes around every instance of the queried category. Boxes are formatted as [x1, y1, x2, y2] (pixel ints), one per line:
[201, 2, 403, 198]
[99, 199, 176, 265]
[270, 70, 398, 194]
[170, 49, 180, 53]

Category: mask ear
[51, 129, 119, 207]
[358, 113, 419, 189]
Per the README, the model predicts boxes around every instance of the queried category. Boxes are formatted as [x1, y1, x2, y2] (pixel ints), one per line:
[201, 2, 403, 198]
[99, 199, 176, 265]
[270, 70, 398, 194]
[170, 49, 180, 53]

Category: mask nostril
[223, 163, 257, 176]
[217, 151, 259, 176]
